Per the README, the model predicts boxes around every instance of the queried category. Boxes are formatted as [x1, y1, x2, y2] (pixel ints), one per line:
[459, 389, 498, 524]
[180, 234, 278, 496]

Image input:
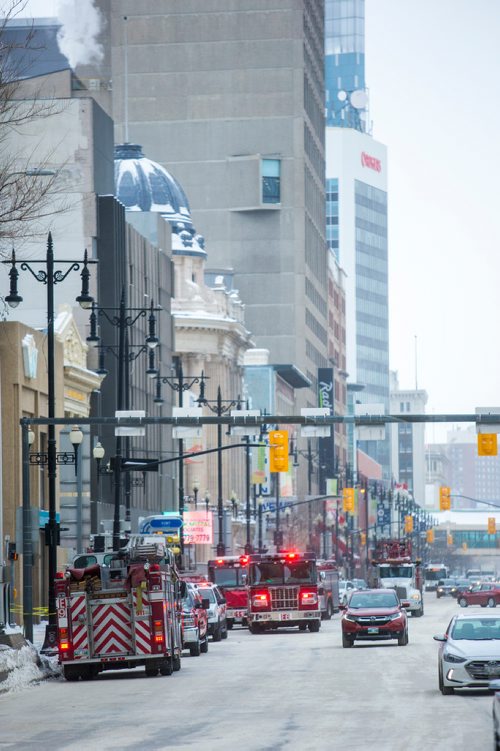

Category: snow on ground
[0, 622, 61, 694]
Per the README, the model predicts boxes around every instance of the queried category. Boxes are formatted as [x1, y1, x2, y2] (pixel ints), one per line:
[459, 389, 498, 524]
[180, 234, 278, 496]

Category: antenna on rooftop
[123, 16, 129, 143]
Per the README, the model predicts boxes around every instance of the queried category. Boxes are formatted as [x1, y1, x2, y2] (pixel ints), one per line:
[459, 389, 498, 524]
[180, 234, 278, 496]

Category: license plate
[367, 627, 379, 634]
[281, 613, 291, 621]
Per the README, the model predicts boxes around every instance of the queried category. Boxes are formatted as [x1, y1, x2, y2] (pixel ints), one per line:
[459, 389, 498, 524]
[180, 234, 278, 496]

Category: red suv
[341, 588, 409, 647]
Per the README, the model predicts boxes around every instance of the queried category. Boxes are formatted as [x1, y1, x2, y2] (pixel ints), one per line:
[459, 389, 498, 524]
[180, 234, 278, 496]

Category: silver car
[434, 612, 500, 694]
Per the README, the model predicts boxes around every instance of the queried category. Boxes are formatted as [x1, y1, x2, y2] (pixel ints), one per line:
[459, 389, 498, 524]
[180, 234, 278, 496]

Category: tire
[248, 623, 262, 634]
[324, 601, 333, 621]
[173, 654, 181, 672]
[159, 657, 173, 676]
[398, 629, 409, 646]
[298, 623, 308, 631]
[226, 619, 234, 630]
[308, 620, 321, 633]
[342, 632, 353, 648]
[212, 623, 222, 642]
[189, 641, 201, 657]
[63, 665, 80, 681]
[145, 666, 159, 677]
[488, 598, 497, 608]
[459, 597, 468, 608]
[221, 624, 228, 640]
[413, 606, 424, 618]
[200, 637, 209, 654]
[439, 666, 454, 695]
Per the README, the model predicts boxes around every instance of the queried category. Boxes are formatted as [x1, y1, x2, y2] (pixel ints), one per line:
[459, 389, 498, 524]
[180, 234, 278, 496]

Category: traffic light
[478, 433, 498, 456]
[488, 517, 496, 535]
[439, 486, 451, 511]
[269, 430, 289, 473]
[426, 528, 434, 544]
[7, 543, 18, 561]
[360, 532, 367, 546]
[342, 487, 355, 513]
[404, 515, 413, 533]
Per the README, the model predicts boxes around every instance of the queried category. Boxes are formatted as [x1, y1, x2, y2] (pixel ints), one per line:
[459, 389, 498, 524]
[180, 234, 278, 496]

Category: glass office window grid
[325, 0, 366, 129]
[355, 179, 389, 475]
[326, 178, 339, 259]
[262, 159, 280, 204]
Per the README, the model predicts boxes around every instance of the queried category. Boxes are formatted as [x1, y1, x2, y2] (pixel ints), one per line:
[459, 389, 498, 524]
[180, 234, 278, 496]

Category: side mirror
[201, 598, 211, 610]
[320, 571, 326, 581]
[433, 634, 447, 642]
[220, 597, 226, 604]
[339, 603, 347, 611]
[401, 601, 411, 609]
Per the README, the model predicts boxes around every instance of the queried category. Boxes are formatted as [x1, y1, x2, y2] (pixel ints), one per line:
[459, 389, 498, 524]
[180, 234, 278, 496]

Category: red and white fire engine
[207, 555, 249, 629]
[246, 551, 321, 633]
[368, 539, 424, 617]
[55, 538, 183, 680]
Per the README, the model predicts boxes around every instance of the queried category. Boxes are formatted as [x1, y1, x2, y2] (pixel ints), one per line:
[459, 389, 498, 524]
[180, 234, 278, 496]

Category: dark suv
[341, 589, 409, 647]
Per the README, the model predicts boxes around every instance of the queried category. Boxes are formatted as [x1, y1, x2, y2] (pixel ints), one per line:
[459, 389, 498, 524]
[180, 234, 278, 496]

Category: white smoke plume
[56, 0, 104, 69]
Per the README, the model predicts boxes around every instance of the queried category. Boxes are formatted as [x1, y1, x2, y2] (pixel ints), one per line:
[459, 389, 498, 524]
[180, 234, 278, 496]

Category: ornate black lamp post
[4, 232, 96, 652]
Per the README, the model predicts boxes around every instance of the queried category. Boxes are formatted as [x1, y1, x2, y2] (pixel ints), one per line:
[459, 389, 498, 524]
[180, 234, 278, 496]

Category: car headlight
[443, 651, 466, 663]
[437, 588, 443, 592]
[389, 612, 403, 621]
[344, 614, 357, 622]
[411, 593, 420, 600]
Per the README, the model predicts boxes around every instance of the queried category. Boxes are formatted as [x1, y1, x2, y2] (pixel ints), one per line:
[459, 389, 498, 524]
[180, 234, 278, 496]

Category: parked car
[436, 578, 461, 598]
[193, 583, 228, 641]
[434, 612, 500, 694]
[340, 588, 410, 648]
[352, 578, 368, 590]
[338, 580, 357, 605]
[181, 585, 209, 657]
[458, 582, 500, 608]
[489, 678, 500, 750]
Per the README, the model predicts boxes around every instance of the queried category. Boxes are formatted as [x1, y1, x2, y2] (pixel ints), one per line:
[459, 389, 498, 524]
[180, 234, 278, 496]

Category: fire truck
[316, 559, 340, 619]
[246, 551, 321, 633]
[55, 538, 183, 680]
[368, 540, 424, 617]
[207, 555, 249, 629]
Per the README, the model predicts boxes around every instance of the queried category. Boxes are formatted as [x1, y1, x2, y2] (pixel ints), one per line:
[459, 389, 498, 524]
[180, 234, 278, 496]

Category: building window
[262, 159, 280, 204]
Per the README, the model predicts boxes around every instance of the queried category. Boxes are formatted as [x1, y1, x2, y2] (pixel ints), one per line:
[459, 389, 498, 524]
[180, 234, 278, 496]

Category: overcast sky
[366, 0, 500, 441]
[14, 0, 500, 442]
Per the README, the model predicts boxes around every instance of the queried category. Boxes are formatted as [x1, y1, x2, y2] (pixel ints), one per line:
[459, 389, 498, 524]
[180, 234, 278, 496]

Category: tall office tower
[390, 371, 428, 503]
[325, 0, 367, 131]
[325, 0, 390, 478]
[106, 1, 328, 404]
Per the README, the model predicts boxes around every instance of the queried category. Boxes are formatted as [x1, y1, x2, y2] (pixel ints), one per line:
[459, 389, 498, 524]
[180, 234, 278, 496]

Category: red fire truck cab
[207, 555, 249, 629]
[246, 551, 321, 633]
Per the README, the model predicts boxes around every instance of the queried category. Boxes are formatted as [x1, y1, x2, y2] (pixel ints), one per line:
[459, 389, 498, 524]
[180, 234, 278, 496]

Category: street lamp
[230, 490, 238, 520]
[192, 481, 200, 509]
[86, 289, 160, 551]
[198, 383, 239, 556]
[257, 494, 265, 552]
[69, 426, 84, 554]
[4, 232, 97, 652]
[152, 360, 204, 560]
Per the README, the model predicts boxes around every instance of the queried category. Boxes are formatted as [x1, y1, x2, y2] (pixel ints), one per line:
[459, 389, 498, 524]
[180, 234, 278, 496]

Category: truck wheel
[63, 665, 80, 681]
[298, 623, 308, 631]
[159, 657, 173, 676]
[488, 598, 497, 608]
[226, 619, 234, 630]
[459, 597, 468, 608]
[323, 601, 333, 621]
[212, 623, 222, 642]
[308, 620, 321, 633]
[145, 666, 159, 677]
[248, 623, 262, 634]
[221, 624, 228, 640]
[200, 636, 209, 653]
[173, 654, 181, 671]
[342, 633, 353, 648]
[414, 606, 423, 618]
[190, 641, 201, 657]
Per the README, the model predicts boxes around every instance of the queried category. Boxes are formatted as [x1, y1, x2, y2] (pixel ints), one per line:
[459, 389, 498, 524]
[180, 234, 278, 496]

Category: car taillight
[59, 627, 70, 651]
[153, 619, 164, 643]
[252, 592, 269, 607]
[300, 591, 318, 606]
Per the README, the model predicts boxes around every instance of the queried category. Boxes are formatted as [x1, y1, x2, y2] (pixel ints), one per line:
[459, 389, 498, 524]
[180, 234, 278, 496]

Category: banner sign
[318, 367, 335, 493]
[183, 511, 213, 545]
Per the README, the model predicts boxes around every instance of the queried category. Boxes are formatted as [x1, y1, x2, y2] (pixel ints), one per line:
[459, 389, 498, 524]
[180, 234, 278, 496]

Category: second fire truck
[246, 551, 321, 633]
[207, 555, 249, 629]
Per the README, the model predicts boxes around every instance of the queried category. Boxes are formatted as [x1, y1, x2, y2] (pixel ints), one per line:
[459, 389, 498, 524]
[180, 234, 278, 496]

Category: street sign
[115, 410, 146, 436]
[355, 404, 386, 441]
[230, 409, 261, 437]
[300, 408, 331, 437]
[476, 407, 500, 434]
[139, 514, 183, 533]
[120, 458, 159, 472]
[172, 407, 203, 439]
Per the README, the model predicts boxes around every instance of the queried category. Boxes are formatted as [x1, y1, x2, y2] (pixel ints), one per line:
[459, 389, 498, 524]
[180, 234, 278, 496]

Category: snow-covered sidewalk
[0, 622, 61, 694]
